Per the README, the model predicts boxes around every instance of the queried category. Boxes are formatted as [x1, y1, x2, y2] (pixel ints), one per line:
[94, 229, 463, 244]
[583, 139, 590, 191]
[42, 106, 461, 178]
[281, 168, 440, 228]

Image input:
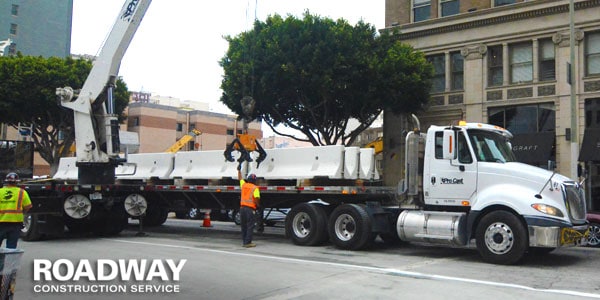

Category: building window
[413, 0, 431, 22]
[450, 52, 464, 90]
[494, 0, 515, 6]
[585, 98, 600, 128]
[586, 32, 600, 76]
[176, 123, 183, 131]
[226, 129, 234, 136]
[428, 54, 445, 93]
[510, 43, 532, 83]
[188, 123, 195, 131]
[488, 45, 503, 87]
[133, 117, 140, 127]
[539, 39, 555, 81]
[488, 103, 555, 134]
[440, 0, 459, 17]
[9, 24, 17, 35]
[7, 43, 16, 55]
[11, 5, 19, 16]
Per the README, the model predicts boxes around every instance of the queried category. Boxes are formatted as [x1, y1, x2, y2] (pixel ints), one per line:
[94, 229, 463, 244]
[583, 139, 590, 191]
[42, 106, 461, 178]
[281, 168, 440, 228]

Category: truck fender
[471, 183, 537, 215]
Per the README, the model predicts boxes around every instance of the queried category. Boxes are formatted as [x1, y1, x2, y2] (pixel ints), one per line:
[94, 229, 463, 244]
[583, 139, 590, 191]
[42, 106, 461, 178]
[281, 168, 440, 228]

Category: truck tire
[475, 210, 527, 265]
[328, 204, 375, 250]
[21, 213, 43, 241]
[285, 203, 328, 246]
[65, 217, 93, 234]
[92, 206, 129, 236]
[144, 203, 169, 226]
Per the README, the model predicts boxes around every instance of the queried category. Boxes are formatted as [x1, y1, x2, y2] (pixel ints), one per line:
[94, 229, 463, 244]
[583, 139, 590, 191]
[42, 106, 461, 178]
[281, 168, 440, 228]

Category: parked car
[229, 208, 289, 226]
[587, 211, 600, 247]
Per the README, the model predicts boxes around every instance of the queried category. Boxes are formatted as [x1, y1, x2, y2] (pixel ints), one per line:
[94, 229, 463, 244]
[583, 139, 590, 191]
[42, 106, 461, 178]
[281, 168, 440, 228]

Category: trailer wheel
[475, 210, 527, 265]
[21, 213, 43, 241]
[285, 203, 328, 246]
[64, 217, 93, 234]
[92, 206, 129, 236]
[328, 204, 375, 250]
[144, 203, 169, 226]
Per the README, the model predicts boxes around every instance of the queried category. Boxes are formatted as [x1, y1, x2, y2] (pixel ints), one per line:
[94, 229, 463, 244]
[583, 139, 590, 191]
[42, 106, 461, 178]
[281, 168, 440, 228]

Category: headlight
[531, 203, 564, 217]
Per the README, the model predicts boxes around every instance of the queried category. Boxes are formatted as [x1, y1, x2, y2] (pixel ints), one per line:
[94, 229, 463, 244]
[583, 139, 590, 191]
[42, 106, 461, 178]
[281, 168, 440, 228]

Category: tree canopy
[0, 54, 130, 175]
[220, 12, 432, 146]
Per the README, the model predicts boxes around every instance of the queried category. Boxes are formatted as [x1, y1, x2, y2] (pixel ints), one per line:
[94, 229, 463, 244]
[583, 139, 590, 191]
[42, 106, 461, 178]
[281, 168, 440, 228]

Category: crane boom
[56, 0, 152, 184]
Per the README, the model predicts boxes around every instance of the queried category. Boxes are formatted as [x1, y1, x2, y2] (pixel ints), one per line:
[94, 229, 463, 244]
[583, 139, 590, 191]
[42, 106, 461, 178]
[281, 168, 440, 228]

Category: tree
[0, 54, 130, 175]
[220, 13, 432, 146]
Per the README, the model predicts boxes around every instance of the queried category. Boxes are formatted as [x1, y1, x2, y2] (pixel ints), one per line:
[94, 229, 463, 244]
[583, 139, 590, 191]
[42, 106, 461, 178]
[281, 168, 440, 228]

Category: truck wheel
[92, 206, 129, 236]
[328, 204, 375, 250]
[21, 213, 43, 241]
[475, 210, 527, 265]
[65, 217, 93, 234]
[285, 203, 328, 246]
[144, 203, 169, 226]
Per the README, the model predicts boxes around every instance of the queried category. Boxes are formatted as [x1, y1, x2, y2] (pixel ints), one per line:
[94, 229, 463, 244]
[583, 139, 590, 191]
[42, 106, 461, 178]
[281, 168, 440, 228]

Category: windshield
[467, 129, 516, 163]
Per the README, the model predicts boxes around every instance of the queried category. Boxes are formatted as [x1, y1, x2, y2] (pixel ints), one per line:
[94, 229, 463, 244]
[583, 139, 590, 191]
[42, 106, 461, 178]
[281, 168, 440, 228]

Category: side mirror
[442, 130, 455, 160]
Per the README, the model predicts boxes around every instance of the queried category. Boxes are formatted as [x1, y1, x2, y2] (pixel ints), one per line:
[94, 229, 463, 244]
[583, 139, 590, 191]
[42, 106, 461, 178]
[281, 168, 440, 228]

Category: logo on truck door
[441, 177, 464, 184]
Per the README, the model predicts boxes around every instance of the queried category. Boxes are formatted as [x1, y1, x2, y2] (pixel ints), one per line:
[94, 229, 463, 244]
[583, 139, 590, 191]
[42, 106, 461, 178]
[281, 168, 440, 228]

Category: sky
[70, 0, 385, 137]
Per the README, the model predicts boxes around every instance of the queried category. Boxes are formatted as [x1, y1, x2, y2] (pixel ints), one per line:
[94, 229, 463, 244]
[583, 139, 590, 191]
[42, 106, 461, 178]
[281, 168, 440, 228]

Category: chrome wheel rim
[334, 213, 356, 242]
[292, 212, 311, 238]
[484, 222, 514, 254]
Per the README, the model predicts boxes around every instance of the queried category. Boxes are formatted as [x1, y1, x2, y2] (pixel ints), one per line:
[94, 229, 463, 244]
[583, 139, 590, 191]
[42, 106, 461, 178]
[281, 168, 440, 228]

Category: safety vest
[240, 182, 258, 210]
[0, 186, 30, 223]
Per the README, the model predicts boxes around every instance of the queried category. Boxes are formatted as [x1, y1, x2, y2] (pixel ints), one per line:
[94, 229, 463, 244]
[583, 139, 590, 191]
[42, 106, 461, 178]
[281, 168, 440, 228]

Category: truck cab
[400, 121, 588, 264]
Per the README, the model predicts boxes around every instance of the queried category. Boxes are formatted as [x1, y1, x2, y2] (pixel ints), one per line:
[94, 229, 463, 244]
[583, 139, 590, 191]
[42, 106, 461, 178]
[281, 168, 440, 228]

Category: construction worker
[0, 172, 32, 248]
[237, 167, 260, 248]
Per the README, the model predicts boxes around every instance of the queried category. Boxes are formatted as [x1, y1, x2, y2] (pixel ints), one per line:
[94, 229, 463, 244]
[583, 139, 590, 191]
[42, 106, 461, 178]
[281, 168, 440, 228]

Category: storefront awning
[511, 132, 554, 164]
[579, 128, 600, 162]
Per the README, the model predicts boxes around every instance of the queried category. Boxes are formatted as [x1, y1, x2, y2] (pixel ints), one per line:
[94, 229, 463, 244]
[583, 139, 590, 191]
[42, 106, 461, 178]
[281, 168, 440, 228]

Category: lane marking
[104, 238, 600, 298]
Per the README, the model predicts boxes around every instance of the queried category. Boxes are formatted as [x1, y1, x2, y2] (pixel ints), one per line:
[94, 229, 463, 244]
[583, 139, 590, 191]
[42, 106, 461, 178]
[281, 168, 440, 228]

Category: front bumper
[528, 224, 589, 247]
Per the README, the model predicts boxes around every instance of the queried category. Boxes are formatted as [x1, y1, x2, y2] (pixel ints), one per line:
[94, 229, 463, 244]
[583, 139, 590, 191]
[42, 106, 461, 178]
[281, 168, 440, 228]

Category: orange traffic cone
[203, 210, 212, 227]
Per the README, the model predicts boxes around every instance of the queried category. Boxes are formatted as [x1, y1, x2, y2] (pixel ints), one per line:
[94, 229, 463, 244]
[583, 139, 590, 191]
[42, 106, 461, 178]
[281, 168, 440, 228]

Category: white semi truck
[16, 0, 588, 265]
[20, 116, 589, 264]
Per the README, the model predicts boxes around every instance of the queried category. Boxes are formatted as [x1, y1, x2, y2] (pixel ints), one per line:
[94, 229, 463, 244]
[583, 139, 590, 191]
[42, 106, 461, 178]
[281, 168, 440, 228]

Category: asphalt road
[11, 217, 600, 300]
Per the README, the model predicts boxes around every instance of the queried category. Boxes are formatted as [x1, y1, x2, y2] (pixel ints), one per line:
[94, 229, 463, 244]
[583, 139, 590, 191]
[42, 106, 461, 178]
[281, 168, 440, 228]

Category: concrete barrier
[116, 153, 174, 180]
[170, 150, 238, 180]
[359, 148, 380, 180]
[53, 157, 78, 180]
[344, 147, 360, 179]
[251, 145, 344, 180]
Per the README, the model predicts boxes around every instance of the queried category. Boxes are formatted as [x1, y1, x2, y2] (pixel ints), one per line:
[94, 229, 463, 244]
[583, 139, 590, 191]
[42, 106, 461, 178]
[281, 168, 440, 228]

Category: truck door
[424, 130, 477, 206]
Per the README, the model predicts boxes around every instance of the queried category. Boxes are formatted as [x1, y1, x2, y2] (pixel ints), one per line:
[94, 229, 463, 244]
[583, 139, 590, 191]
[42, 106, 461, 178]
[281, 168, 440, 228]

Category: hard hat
[4, 172, 19, 184]
[246, 174, 257, 183]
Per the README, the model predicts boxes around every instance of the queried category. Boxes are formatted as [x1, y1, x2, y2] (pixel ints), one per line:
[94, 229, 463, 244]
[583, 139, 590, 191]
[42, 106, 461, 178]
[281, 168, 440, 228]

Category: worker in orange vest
[237, 167, 260, 248]
[0, 172, 32, 248]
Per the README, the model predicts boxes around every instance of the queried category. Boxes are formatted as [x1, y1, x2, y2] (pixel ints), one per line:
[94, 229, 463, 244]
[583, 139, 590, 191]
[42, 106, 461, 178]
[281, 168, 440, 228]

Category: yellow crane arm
[365, 137, 383, 155]
[165, 129, 202, 153]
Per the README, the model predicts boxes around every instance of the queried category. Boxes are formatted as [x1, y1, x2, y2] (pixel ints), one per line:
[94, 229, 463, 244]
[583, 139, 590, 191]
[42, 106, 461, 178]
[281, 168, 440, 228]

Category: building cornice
[388, 0, 600, 41]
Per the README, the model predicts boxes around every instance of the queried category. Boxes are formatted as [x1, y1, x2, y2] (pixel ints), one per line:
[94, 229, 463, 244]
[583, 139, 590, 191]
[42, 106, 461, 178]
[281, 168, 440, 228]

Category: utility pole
[569, 0, 578, 179]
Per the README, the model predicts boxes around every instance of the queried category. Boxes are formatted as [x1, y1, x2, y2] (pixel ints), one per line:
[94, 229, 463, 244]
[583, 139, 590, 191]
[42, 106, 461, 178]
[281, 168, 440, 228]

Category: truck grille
[562, 183, 586, 223]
